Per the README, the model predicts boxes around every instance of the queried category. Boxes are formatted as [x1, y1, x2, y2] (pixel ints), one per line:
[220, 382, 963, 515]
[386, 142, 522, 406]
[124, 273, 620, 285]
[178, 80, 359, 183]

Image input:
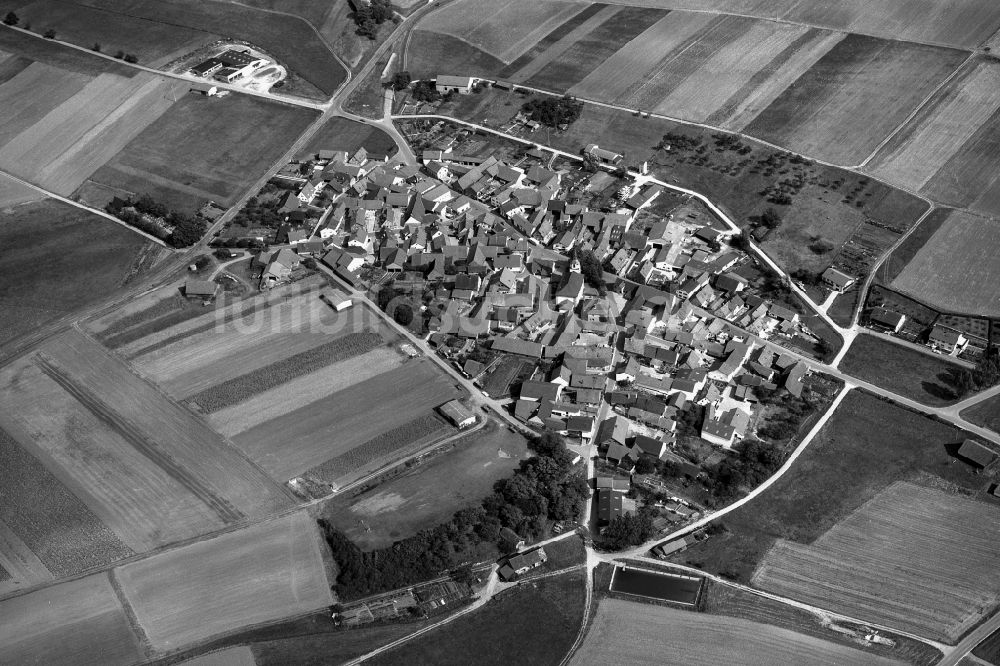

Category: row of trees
[320, 432, 588, 600]
[106, 195, 206, 248]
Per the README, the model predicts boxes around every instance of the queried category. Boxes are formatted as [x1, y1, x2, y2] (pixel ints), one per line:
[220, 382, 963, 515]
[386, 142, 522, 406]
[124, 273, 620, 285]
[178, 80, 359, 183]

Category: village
[207, 74, 845, 555]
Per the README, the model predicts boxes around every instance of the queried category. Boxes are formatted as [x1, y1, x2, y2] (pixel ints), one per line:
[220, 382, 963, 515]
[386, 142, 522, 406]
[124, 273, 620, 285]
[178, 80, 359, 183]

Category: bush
[92, 43, 101, 52]
[123, 54, 138, 64]
[114, 50, 125, 59]
[411, 80, 440, 103]
[43, 28, 56, 39]
[3, 11, 18, 26]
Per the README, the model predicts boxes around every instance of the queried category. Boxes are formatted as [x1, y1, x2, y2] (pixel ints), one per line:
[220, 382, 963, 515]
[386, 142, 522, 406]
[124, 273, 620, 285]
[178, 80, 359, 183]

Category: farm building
[597, 488, 636, 526]
[436, 75, 476, 94]
[438, 399, 476, 428]
[190, 82, 219, 96]
[957, 439, 997, 469]
[653, 536, 697, 558]
[184, 279, 218, 299]
[928, 324, 968, 354]
[189, 59, 223, 77]
[499, 547, 547, 580]
[821, 267, 856, 293]
[869, 307, 906, 333]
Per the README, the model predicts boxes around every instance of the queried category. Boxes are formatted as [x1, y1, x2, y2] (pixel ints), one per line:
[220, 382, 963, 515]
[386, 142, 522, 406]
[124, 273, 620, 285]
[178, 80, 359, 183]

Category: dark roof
[184, 280, 217, 297]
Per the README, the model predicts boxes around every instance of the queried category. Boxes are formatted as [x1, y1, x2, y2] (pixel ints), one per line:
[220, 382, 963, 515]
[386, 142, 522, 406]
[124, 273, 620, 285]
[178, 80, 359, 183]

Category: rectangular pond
[610, 566, 702, 605]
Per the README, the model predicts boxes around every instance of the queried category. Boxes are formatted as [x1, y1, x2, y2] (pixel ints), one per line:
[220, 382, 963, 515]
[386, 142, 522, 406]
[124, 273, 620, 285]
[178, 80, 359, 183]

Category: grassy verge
[839, 333, 963, 406]
[668, 389, 987, 582]
[367, 569, 587, 666]
[973, 626, 1000, 664]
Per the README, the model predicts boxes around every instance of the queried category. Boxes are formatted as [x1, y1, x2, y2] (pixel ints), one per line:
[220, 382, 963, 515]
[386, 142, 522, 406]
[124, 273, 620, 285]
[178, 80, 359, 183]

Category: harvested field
[0, 61, 91, 147]
[82, 93, 317, 212]
[526, 7, 668, 92]
[370, 570, 585, 666]
[0, 426, 132, 576]
[754, 482, 1000, 643]
[0, 517, 52, 596]
[0, 71, 185, 195]
[745, 34, 967, 165]
[296, 116, 397, 161]
[839, 333, 965, 407]
[210, 345, 405, 437]
[117, 512, 334, 652]
[495, 3, 610, 79]
[232, 359, 463, 481]
[572, 599, 903, 666]
[0, 199, 155, 354]
[868, 59, 1000, 196]
[187, 331, 384, 412]
[422, 0, 584, 63]
[505, 4, 621, 83]
[34, 331, 292, 517]
[321, 420, 530, 549]
[305, 412, 452, 483]
[0, 573, 143, 665]
[874, 207, 950, 285]
[405, 31, 505, 80]
[890, 210, 1000, 317]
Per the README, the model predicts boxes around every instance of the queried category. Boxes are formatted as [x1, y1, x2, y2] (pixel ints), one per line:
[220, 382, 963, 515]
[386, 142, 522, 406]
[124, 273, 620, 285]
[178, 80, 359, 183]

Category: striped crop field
[754, 482, 1000, 643]
[868, 58, 1000, 217]
[572, 599, 903, 666]
[889, 209, 1000, 317]
[744, 34, 967, 165]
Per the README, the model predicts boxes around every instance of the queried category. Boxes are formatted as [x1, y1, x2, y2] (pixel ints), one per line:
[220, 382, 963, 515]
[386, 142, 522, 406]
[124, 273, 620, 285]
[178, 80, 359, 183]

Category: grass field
[973, 626, 1000, 664]
[754, 481, 1000, 642]
[295, 116, 398, 161]
[701, 580, 942, 666]
[405, 30, 506, 80]
[0, 573, 143, 665]
[370, 569, 586, 666]
[839, 333, 964, 406]
[0, 198, 157, 352]
[961, 394, 1000, 435]
[117, 511, 333, 652]
[0, 24, 137, 76]
[0, 170, 40, 206]
[570, 599, 902, 666]
[81, 93, 317, 212]
[873, 207, 950, 286]
[319, 419, 530, 549]
[572, 598, 903, 666]
[669, 390, 991, 583]
[869, 59, 1000, 203]
[0, 0, 348, 97]
[178, 646, 257, 666]
[890, 210, 1000, 317]
[231, 359, 463, 481]
[744, 34, 967, 165]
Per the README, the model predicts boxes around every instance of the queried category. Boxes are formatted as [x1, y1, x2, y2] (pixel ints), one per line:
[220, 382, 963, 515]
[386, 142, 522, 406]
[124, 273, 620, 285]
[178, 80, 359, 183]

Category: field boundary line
[857, 52, 978, 169]
[106, 568, 153, 660]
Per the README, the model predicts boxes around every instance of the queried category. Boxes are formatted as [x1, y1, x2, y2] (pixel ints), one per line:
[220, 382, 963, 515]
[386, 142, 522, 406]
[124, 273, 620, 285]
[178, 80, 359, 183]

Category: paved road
[937, 613, 1000, 666]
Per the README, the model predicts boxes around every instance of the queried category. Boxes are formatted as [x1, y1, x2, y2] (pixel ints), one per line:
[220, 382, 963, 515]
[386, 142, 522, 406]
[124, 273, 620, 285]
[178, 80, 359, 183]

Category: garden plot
[754, 482, 1000, 643]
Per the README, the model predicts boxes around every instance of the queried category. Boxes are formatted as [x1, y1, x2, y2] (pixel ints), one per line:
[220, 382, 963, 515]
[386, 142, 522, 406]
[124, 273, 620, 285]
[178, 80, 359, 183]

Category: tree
[356, 18, 377, 39]
[575, 249, 607, 296]
[954, 368, 975, 398]
[43, 28, 56, 39]
[411, 80, 440, 103]
[389, 71, 412, 91]
[760, 207, 782, 229]
[521, 95, 583, 128]
[114, 50, 125, 59]
[167, 214, 207, 248]
[370, 0, 393, 23]
[3, 12, 18, 26]
[634, 456, 656, 475]
[393, 303, 413, 326]
[123, 54, 138, 64]
[92, 43, 101, 52]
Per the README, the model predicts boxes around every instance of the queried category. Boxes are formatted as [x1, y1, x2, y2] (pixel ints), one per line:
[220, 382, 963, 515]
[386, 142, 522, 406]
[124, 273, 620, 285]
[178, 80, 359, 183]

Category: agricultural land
[962, 395, 1000, 435]
[572, 598, 904, 666]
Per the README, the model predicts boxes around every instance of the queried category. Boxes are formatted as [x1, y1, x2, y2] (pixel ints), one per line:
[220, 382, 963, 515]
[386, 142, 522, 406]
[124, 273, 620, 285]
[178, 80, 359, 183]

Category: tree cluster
[387, 71, 411, 91]
[232, 195, 284, 229]
[521, 96, 583, 128]
[600, 506, 658, 550]
[410, 80, 440, 103]
[354, 0, 392, 39]
[703, 438, 783, 501]
[106, 194, 206, 247]
[953, 353, 1000, 397]
[655, 132, 702, 153]
[321, 432, 587, 600]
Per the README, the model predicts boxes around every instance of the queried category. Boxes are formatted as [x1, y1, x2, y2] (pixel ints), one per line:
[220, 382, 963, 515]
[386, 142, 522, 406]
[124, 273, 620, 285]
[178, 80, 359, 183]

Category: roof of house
[519, 380, 560, 402]
[821, 267, 855, 288]
[958, 439, 997, 467]
[492, 337, 544, 358]
[870, 307, 905, 328]
[436, 74, 474, 87]
[930, 324, 963, 345]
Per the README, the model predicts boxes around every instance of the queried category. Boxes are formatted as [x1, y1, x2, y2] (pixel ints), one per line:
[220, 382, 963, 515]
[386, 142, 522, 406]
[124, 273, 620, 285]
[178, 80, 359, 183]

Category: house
[519, 380, 561, 402]
[261, 248, 300, 286]
[501, 548, 547, 579]
[584, 144, 623, 166]
[869, 307, 906, 333]
[632, 434, 666, 460]
[436, 75, 476, 94]
[438, 399, 477, 428]
[653, 536, 696, 558]
[957, 439, 997, 469]
[555, 273, 585, 307]
[821, 267, 855, 293]
[184, 279, 217, 299]
[189, 81, 218, 96]
[928, 324, 967, 354]
[596, 476, 630, 492]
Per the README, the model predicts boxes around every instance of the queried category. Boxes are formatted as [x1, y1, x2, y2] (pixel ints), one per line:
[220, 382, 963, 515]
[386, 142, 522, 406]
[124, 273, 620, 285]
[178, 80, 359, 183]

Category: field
[753, 482, 1000, 643]
[586, 0, 1000, 49]
[81, 93, 318, 213]
[873, 207, 950, 287]
[404, 31, 505, 81]
[974, 627, 1000, 664]
[572, 598, 904, 666]
[231, 359, 463, 481]
[295, 116, 398, 161]
[868, 58, 1000, 215]
[0, 329, 292, 554]
[744, 34, 967, 165]
[0, 0, 348, 98]
[116, 511, 334, 652]
[179, 646, 257, 666]
[0, 170, 40, 206]
[889, 210, 1000, 317]
[0, 573, 143, 665]
[669, 390, 991, 584]
[961, 394, 1000, 435]
[838, 333, 965, 406]
[369, 569, 586, 666]
[320, 419, 530, 549]
[0, 198, 157, 352]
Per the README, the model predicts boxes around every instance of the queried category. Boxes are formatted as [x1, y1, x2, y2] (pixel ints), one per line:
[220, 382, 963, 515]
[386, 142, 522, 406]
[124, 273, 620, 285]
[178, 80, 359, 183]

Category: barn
[438, 399, 476, 428]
